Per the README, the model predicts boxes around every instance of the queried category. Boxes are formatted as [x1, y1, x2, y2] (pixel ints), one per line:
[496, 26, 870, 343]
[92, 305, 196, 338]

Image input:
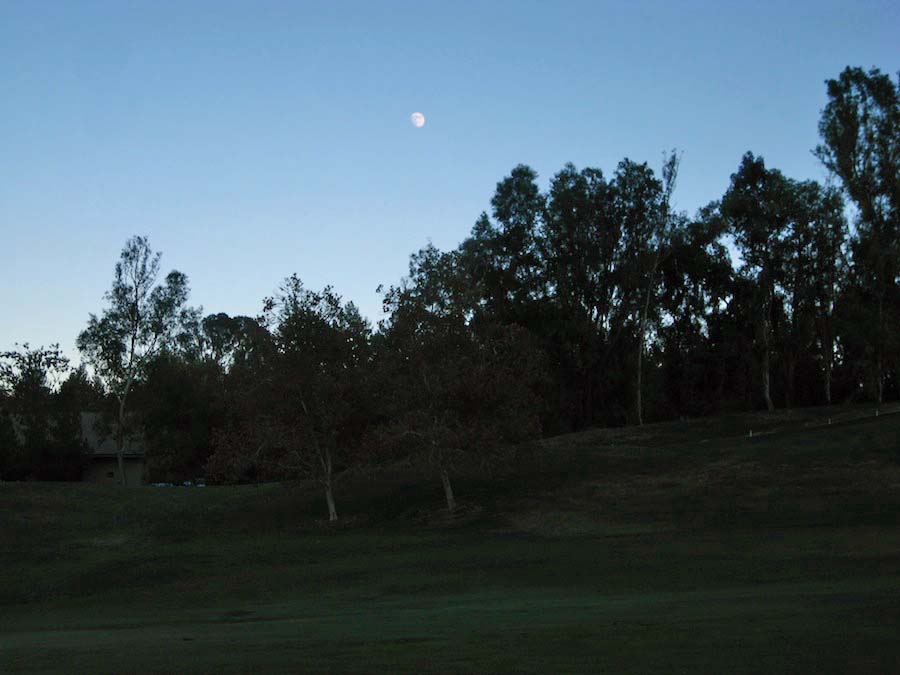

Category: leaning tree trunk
[762, 347, 774, 412]
[440, 467, 456, 512]
[324, 481, 338, 522]
[634, 257, 659, 427]
[822, 314, 833, 406]
[115, 386, 131, 486]
[758, 301, 774, 412]
[875, 355, 884, 406]
[321, 447, 338, 522]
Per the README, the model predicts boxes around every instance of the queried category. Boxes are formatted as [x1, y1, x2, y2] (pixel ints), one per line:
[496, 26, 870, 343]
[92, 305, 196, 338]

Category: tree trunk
[116, 448, 126, 486]
[322, 446, 337, 522]
[324, 481, 338, 522]
[823, 315, 833, 406]
[876, 354, 884, 405]
[116, 391, 129, 486]
[876, 292, 884, 405]
[762, 344, 774, 412]
[635, 258, 658, 427]
[758, 299, 774, 412]
[440, 467, 456, 512]
[635, 340, 643, 426]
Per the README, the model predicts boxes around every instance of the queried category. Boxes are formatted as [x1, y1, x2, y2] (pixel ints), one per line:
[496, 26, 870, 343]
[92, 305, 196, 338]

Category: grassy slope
[2, 406, 899, 673]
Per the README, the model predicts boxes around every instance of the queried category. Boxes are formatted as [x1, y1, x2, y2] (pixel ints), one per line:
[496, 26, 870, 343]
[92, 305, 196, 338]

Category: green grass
[2, 407, 899, 672]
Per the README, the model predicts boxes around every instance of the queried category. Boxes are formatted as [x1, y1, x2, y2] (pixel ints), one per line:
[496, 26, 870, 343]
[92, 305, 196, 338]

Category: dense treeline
[2, 67, 898, 518]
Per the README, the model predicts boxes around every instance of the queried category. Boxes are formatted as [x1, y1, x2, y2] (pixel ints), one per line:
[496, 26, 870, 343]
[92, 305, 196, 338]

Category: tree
[198, 313, 246, 368]
[777, 179, 822, 408]
[803, 183, 847, 405]
[207, 276, 371, 521]
[464, 165, 547, 325]
[540, 163, 617, 429]
[0, 344, 71, 480]
[613, 153, 681, 425]
[52, 365, 103, 477]
[133, 354, 225, 483]
[376, 251, 545, 512]
[77, 236, 195, 485]
[816, 67, 900, 403]
[721, 153, 792, 411]
[267, 276, 371, 521]
[658, 204, 734, 417]
[0, 407, 17, 482]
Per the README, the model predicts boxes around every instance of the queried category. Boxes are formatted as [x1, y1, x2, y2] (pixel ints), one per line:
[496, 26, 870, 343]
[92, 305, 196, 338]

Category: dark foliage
[7, 67, 898, 520]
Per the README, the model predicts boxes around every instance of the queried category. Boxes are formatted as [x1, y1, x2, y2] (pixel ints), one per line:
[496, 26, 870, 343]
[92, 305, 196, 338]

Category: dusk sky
[2, 0, 898, 360]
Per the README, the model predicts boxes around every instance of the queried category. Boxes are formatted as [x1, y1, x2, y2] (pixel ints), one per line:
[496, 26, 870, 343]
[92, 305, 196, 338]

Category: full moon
[410, 112, 426, 128]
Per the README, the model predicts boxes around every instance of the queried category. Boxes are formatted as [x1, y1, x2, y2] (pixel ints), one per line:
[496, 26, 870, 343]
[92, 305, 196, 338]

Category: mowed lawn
[2, 409, 900, 673]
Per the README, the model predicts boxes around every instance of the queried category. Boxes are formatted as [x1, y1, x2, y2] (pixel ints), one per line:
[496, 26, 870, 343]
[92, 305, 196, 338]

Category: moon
[410, 112, 425, 128]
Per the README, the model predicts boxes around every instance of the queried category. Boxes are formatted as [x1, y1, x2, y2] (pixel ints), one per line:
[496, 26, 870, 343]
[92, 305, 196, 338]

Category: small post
[875, 409, 879, 417]
[828, 418, 831, 425]
[749, 429, 753, 438]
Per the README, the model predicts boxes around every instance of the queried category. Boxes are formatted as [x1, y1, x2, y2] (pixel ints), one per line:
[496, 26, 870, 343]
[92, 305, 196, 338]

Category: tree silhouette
[77, 236, 195, 485]
[816, 67, 900, 403]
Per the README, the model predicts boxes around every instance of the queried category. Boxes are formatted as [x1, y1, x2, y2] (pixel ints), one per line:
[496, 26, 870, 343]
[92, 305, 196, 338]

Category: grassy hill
[2, 406, 899, 673]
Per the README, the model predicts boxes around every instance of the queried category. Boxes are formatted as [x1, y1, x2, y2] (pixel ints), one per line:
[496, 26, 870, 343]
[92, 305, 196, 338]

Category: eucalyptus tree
[541, 163, 617, 428]
[721, 153, 792, 411]
[612, 154, 680, 425]
[77, 236, 195, 484]
[816, 67, 900, 403]
[471, 165, 547, 324]
[658, 205, 734, 416]
[805, 184, 848, 405]
[777, 180, 821, 408]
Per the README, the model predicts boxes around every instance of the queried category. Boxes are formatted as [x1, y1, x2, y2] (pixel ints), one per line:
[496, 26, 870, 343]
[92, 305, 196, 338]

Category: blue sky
[1, 0, 898, 360]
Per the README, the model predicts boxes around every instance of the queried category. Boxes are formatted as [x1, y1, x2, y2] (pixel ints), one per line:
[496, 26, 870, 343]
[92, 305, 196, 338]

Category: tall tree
[77, 236, 194, 485]
[658, 205, 734, 417]
[816, 67, 900, 403]
[376, 250, 544, 512]
[266, 276, 371, 521]
[806, 184, 848, 405]
[721, 153, 792, 411]
[612, 155, 678, 424]
[777, 179, 821, 408]
[541, 163, 617, 429]
[475, 165, 547, 323]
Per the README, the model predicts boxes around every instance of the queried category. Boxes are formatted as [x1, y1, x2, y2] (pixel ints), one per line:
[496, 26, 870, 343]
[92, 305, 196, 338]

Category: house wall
[83, 458, 145, 485]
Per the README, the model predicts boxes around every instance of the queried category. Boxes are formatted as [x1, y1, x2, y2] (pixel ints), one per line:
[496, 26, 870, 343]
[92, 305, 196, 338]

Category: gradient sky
[2, 0, 898, 361]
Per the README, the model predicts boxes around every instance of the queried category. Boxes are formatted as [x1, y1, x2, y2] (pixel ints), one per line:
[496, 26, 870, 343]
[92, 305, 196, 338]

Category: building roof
[80, 412, 145, 458]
